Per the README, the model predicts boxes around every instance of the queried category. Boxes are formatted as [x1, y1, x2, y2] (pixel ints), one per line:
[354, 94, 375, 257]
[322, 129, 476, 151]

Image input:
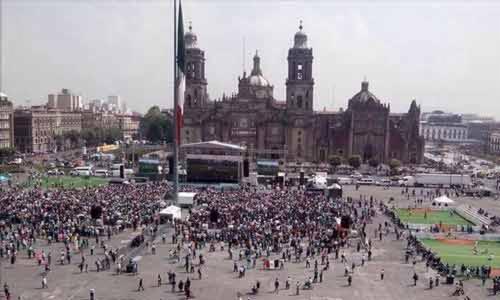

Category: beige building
[117, 114, 140, 140]
[82, 111, 119, 130]
[14, 107, 82, 153]
[0, 93, 14, 149]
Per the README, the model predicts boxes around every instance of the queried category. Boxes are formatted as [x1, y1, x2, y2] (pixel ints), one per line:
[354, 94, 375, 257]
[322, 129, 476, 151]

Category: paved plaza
[2, 185, 499, 300]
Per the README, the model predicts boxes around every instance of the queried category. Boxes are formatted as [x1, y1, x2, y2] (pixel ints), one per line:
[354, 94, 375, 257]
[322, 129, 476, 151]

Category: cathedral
[182, 22, 424, 164]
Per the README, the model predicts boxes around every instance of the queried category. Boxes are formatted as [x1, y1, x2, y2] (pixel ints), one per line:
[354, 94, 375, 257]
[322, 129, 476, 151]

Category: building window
[319, 149, 325, 161]
[297, 64, 303, 80]
[297, 96, 303, 109]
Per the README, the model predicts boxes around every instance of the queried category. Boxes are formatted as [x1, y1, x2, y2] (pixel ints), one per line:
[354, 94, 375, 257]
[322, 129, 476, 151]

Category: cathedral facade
[182, 23, 424, 164]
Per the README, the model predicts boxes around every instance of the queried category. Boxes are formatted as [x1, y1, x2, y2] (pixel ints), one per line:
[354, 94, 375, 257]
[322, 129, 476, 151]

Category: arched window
[186, 94, 192, 107]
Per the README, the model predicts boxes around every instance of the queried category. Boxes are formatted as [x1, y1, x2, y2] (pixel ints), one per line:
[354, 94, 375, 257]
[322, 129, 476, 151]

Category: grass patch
[33, 176, 108, 189]
[395, 208, 473, 225]
[420, 239, 500, 268]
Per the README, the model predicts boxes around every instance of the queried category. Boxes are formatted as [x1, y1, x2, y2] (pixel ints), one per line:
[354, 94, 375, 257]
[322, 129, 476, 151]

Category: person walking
[158, 274, 162, 287]
[413, 272, 419, 286]
[138, 278, 145, 291]
[296, 281, 300, 295]
[380, 269, 384, 280]
[348, 275, 352, 286]
[42, 276, 48, 289]
[274, 278, 279, 293]
[89, 289, 95, 300]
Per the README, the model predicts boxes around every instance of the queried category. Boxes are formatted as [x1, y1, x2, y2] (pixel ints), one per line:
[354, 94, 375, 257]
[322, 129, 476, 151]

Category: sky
[2, 0, 500, 118]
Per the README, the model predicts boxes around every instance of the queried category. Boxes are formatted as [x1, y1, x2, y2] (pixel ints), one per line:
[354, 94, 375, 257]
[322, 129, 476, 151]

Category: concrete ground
[2, 185, 498, 300]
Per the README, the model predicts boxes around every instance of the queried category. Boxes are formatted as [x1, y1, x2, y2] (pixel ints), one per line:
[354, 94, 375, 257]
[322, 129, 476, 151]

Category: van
[94, 169, 109, 177]
[72, 166, 92, 176]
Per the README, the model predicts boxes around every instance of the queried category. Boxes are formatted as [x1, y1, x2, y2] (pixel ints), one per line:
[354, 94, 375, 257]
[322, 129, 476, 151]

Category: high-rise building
[107, 95, 121, 112]
[0, 93, 14, 149]
[52, 88, 82, 111]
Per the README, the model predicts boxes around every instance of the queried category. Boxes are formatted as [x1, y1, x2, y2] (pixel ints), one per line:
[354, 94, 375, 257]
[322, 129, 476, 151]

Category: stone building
[182, 23, 424, 164]
[0, 93, 14, 149]
[14, 107, 82, 153]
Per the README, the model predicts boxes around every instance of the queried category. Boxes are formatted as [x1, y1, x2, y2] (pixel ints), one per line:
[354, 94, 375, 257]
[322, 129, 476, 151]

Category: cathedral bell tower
[286, 21, 314, 112]
[184, 23, 208, 110]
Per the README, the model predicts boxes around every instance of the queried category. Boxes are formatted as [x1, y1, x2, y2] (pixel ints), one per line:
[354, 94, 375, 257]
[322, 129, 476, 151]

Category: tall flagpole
[173, 0, 179, 202]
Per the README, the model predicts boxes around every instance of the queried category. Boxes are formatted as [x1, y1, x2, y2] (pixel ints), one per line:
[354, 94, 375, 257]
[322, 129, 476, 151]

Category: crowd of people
[169, 188, 380, 294]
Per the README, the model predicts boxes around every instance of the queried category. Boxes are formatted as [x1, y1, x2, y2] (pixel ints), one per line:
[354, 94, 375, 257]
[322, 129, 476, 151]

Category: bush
[368, 158, 380, 168]
[348, 155, 362, 169]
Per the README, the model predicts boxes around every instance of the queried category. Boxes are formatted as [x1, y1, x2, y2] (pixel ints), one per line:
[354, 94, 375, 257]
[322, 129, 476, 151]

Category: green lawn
[421, 239, 500, 268]
[395, 208, 473, 225]
[34, 176, 108, 189]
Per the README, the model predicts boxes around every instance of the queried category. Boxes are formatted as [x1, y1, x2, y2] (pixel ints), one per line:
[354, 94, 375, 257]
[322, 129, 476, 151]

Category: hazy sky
[2, 0, 500, 118]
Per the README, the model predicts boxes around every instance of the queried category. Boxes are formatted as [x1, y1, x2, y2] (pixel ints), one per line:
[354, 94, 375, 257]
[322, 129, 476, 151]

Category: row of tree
[329, 154, 401, 171]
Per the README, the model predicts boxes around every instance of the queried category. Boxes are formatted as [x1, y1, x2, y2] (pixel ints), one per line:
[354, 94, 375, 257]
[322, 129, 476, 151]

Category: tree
[348, 155, 362, 169]
[139, 106, 173, 143]
[0, 147, 15, 162]
[81, 128, 100, 147]
[329, 155, 343, 171]
[103, 127, 122, 144]
[368, 158, 380, 168]
[389, 158, 401, 170]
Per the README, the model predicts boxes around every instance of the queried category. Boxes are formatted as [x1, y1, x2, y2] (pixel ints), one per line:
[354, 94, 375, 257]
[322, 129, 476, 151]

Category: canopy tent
[159, 205, 182, 220]
[433, 195, 455, 205]
[329, 183, 342, 190]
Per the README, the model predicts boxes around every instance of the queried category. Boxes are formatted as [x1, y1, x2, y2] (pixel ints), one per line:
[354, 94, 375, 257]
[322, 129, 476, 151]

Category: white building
[420, 122, 468, 142]
[489, 131, 500, 154]
[420, 110, 468, 143]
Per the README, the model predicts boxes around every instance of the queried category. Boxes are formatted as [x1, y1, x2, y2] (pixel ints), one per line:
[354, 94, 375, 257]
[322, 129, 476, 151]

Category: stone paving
[2, 185, 498, 300]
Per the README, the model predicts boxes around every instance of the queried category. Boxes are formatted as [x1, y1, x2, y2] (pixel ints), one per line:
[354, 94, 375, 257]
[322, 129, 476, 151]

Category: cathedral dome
[248, 51, 270, 87]
[293, 20, 308, 49]
[249, 75, 270, 87]
[185, 22, 198, 49]
[350, 80, 381, 103]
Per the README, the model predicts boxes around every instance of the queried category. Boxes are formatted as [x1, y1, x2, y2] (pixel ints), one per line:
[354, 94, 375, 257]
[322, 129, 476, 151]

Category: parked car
[376, 178, 391, 186]
[47, 169, 64, 176]
[337, 177, 353, 185]
[357, 177, 375, 185]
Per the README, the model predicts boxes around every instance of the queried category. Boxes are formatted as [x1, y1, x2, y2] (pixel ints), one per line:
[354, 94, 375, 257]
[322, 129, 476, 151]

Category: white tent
[433, 195, 455, 205]
[159, 205, 182, 220]
[329, 183, 342, 190]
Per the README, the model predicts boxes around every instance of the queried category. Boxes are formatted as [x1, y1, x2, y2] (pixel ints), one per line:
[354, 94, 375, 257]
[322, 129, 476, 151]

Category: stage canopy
[159, 205, 182, 220]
